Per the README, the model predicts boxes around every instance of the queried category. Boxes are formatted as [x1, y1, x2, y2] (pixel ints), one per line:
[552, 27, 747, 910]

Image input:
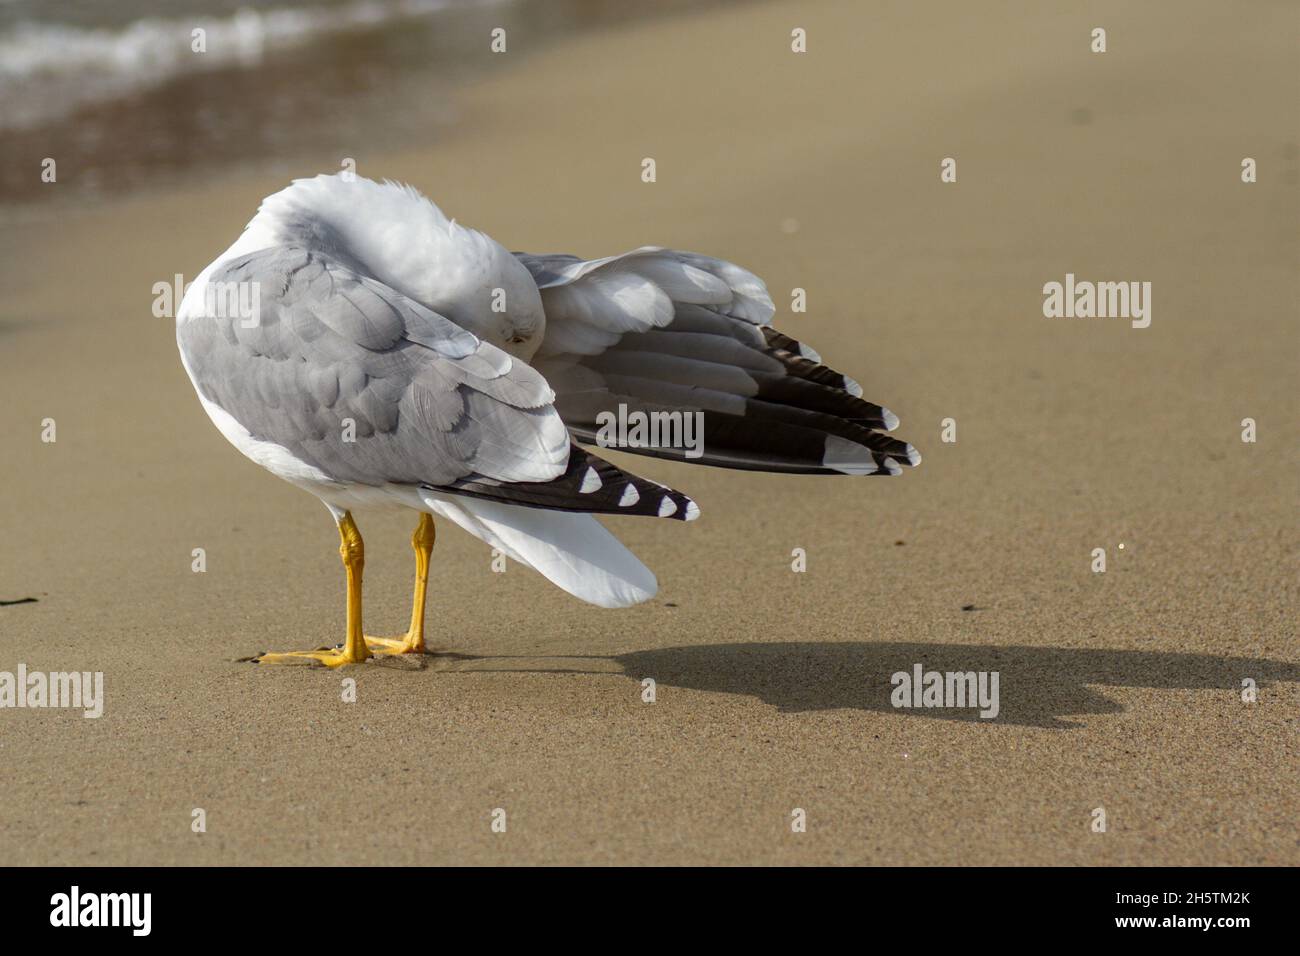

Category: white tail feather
[419, 491, 658, 608]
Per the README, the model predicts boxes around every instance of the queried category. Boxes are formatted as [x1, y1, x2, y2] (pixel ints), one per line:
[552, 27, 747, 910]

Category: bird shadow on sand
[441, 642, 1300, 730]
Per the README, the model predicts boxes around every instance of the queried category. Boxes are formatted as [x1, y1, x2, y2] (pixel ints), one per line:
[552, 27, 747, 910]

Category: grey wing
[176, 246, 699, 520]
[516, 247, 919, 476]
[178, 246, 568, 488]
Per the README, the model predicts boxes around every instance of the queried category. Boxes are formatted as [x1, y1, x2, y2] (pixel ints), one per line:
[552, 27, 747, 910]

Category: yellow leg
[256, 511, 373, 667]
[365, 512, 435, 656]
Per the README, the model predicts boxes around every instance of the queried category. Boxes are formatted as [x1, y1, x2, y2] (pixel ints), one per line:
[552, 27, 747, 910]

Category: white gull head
[229, 173, 547, 360]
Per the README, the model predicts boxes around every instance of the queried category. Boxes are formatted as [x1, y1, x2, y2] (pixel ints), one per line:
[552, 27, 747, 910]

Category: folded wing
[177, 246, 698, 519]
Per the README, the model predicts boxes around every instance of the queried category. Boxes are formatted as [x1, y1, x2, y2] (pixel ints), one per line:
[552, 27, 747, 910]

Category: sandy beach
[1, 0, 1296, 865]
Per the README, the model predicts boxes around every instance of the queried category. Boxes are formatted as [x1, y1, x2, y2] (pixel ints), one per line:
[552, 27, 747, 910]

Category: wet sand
[0, 0, 1296, 864]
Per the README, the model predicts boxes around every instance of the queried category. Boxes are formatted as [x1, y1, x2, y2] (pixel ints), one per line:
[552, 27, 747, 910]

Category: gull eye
[509, 334, 527, 344]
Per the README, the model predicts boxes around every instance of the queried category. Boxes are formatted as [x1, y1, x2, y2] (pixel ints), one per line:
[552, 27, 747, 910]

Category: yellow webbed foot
[255, 644, 371, 667]
[364, 634, 426, 656]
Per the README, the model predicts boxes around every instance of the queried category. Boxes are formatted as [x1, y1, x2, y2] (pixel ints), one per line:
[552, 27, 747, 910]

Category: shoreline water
[0, 0, 730, 214]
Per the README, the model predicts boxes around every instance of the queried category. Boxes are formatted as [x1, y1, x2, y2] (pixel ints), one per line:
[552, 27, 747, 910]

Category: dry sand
[0, 0, 1296, 865]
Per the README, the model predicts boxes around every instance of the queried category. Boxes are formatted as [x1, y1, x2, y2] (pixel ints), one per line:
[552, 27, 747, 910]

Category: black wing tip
[433, 446, 700, 520]
[571, 452, 701, 520]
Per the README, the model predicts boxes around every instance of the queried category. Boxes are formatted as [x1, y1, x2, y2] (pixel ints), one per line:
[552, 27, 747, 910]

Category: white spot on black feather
[822, 434, 878, 475]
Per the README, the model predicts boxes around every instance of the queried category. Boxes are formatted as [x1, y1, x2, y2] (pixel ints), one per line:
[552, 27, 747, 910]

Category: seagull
[175, 175, 919, 666]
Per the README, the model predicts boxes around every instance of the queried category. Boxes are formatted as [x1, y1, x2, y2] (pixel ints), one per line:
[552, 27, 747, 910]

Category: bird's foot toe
[254, 644, 371, 667]
[363, 634, 426, 656]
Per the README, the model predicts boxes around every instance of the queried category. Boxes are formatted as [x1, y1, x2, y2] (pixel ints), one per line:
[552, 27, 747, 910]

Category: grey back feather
[178, 247, 568, 487]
